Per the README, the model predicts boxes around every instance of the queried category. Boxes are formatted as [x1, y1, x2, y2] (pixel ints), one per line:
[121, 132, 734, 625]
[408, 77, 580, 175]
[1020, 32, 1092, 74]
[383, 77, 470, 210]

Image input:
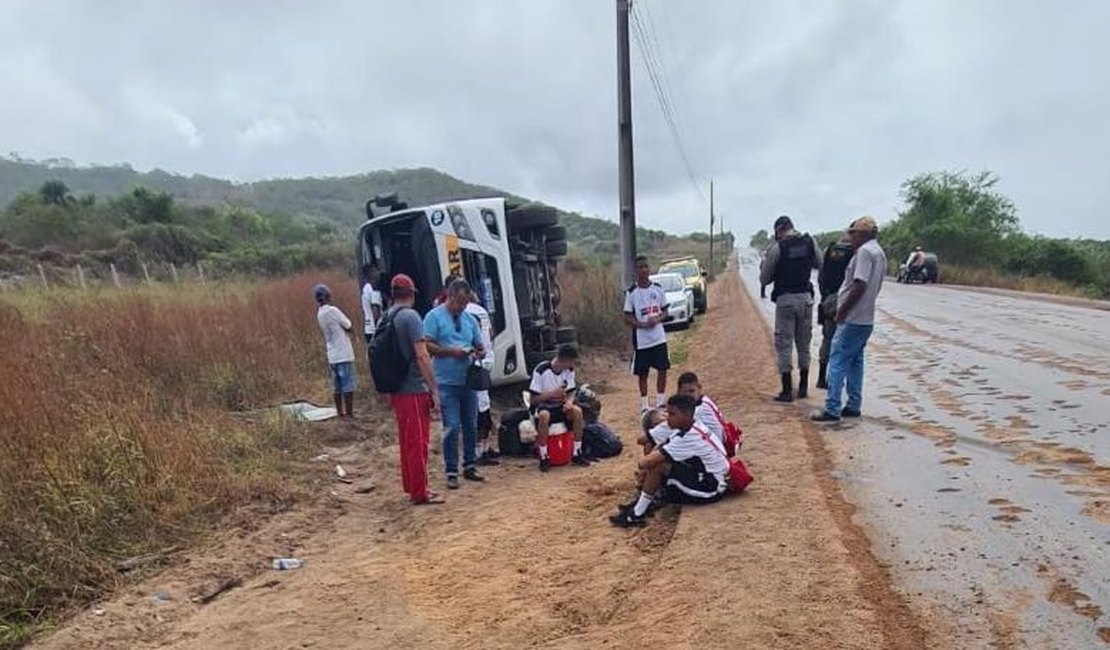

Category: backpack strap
[693, 427, 729, 461]
[701, 397, 729, 431]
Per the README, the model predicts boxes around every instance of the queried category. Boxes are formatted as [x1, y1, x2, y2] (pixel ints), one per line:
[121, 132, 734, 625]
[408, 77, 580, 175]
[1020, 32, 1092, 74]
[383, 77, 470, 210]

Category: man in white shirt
[623, 256, 670, 413]
[361, 264, 383, 366]
[315, 283, 356, 418]
[813, 216, 887, 423]
[611, 393, 728, 527]
[529, 344, 589, 471]
[466, 291, 499, 465]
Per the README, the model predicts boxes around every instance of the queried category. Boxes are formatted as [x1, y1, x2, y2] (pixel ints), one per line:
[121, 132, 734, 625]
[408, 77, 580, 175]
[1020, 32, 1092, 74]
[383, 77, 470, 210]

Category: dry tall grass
[938, 264, 1093, 297]
[0, 272, 359, 645]
[560, 261, 628, 350]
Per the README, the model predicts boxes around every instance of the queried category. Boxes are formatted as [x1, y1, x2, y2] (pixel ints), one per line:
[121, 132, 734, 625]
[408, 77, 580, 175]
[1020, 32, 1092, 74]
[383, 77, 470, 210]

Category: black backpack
[369, 308, 412, 394]
[582, 422, 623, 459]
[497, 408, 534, 457]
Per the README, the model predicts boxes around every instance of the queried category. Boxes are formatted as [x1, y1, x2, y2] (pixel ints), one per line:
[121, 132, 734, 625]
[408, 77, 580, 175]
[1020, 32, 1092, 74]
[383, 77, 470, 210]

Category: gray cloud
[2, 0, 1108, 238]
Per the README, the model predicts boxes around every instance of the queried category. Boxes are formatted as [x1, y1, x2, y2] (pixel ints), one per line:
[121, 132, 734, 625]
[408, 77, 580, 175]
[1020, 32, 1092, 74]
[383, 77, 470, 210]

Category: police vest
[772, 234, 815, 301]
[819, 242, 855, 298]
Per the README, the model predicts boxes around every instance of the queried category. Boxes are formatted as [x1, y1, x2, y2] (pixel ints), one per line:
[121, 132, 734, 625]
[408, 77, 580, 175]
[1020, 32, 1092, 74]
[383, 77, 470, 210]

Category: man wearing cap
[314, 283, 356, 418]
[383, 273, 444, 504]
[813, 216, 887, 422]
[759, 215, 823, 402]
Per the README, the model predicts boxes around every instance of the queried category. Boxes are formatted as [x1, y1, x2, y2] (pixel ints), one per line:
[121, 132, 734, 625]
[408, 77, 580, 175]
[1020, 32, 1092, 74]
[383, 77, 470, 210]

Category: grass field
[0, 273, 363, 646]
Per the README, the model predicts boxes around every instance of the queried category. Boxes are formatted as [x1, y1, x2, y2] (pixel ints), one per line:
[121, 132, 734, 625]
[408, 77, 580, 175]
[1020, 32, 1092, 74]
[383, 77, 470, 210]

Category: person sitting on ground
[636, 408, 671, 455]
[610, 394, 729, 528]
[675, 371, 726, 447]
[314, 283, 356, 418]
[529, 343, 589, 472]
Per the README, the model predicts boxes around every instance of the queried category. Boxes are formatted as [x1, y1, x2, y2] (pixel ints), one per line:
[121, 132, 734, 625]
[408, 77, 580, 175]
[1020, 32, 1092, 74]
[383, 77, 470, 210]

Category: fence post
[170, 262, 179, 284]
[76, 264, 87, 292]
[37, 264, 48, 288]
[141, 262, 152, 286]
[197, 261, 206, 285]
[110, 263, 121, 289]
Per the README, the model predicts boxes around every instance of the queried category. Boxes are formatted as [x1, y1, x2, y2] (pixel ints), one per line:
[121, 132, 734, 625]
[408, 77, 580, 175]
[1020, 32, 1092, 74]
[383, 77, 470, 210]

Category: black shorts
[477, 409, 493, 437]
[631, 343, 670, 376]
[661, 458, 725, 504]
[529, 403, 567, 425]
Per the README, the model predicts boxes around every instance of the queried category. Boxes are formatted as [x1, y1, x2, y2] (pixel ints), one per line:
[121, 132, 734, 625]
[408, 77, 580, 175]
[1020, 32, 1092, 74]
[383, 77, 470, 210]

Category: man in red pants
[380, 274, 443, 504]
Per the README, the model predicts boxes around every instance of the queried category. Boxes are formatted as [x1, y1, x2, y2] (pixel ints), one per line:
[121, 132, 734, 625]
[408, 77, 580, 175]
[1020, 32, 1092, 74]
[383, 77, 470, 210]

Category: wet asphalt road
[738, 250, 1110, 648]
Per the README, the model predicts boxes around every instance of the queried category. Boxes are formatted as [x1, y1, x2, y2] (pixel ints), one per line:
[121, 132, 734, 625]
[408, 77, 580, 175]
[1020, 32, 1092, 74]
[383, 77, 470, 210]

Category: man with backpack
[816, 236, 855, 389]
[760, 215, 823, 402]
[372, 274, 444, 505]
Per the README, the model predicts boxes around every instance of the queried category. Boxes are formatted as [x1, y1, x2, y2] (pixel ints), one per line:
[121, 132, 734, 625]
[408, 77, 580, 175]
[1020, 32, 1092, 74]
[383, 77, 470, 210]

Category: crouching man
[610, 393, 728, 527]
[530, 343, 589, 472]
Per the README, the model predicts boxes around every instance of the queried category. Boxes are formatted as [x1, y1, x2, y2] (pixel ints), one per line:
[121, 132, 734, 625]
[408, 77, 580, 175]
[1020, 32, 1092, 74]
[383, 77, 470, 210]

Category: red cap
[390, 273, 416, 293]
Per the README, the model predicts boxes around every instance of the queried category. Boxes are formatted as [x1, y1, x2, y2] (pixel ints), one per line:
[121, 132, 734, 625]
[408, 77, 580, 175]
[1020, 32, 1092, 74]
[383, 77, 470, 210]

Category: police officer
[760, 215, 823, 402]
[816, 235, 855, 389]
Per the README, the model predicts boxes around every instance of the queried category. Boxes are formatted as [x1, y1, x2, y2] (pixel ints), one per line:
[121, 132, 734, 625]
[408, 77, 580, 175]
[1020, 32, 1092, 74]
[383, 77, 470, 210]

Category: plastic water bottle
[272, 558, 305, 570]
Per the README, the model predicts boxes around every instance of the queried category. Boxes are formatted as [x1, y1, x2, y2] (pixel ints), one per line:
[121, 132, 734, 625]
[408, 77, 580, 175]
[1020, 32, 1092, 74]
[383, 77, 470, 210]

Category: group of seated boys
[526, 357, 735, 528]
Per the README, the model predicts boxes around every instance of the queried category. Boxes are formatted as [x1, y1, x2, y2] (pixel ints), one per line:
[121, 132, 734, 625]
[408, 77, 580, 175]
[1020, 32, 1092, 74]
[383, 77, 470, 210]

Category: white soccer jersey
[623, 282, 668, 350]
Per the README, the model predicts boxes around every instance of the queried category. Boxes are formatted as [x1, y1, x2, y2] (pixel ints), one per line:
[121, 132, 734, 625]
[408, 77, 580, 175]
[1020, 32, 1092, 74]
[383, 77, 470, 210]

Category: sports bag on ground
[582, 421, 623, 458]
[497, 408, 534, 457]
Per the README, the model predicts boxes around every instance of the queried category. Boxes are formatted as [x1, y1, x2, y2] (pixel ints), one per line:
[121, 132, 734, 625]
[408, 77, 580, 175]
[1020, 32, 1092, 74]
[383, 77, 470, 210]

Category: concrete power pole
[616, 0, 636, 287]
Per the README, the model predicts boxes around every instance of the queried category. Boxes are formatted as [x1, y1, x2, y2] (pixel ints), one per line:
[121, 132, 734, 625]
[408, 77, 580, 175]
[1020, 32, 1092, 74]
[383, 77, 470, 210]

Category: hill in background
[0, 157, 733, 282]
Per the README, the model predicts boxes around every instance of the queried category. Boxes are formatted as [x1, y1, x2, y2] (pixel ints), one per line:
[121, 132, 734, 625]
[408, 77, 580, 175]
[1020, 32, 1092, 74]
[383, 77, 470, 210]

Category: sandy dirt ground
[32, 262, 933, 650]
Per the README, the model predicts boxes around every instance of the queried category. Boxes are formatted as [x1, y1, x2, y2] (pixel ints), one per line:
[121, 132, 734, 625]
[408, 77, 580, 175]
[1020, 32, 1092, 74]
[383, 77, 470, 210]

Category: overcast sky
[2, 0, 1108, 238]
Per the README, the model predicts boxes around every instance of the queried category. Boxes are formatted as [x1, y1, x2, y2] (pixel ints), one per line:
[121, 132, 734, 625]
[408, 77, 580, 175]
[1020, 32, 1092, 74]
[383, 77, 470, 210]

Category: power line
[630, 0, 706, 206]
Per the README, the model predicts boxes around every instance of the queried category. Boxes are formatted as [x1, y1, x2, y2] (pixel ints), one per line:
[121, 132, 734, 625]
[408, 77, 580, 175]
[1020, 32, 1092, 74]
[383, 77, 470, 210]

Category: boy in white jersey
[623, 256, 670, 413]
[611, 394, 728, 527]
[676, 371, 726, 448]
[529, 344, 589, 472]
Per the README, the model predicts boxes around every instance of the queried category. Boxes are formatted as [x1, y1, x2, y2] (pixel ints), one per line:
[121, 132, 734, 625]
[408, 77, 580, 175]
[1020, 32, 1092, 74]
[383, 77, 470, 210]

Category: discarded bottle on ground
[272, 558, 305, 570]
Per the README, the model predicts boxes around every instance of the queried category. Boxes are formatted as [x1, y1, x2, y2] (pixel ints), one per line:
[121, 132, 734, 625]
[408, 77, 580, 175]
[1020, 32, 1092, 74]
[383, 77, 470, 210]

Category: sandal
[413, 493, 445, 505]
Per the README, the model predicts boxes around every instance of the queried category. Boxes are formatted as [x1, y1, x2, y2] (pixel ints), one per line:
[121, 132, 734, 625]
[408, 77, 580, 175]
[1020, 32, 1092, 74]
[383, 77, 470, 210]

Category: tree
[891, 171, 1019, 266]
[750, 229, 772, 250]
[38, 180, 72, 206]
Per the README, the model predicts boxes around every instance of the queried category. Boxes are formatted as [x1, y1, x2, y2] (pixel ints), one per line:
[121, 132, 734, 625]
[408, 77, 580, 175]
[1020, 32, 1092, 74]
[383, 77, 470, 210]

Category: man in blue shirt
[424, 278, 486, 489]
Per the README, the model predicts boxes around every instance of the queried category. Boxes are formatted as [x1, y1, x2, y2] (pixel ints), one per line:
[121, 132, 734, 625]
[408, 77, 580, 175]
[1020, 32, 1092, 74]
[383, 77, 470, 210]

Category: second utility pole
[709, 179, 715, 279]
[616, 0, 636, 287]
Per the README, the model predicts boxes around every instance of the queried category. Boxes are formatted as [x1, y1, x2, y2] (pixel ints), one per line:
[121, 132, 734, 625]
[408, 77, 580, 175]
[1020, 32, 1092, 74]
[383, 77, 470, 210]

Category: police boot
[774, 372, 793, 402]
[797, 368, 809, 399]
[816, 362, 828, 389]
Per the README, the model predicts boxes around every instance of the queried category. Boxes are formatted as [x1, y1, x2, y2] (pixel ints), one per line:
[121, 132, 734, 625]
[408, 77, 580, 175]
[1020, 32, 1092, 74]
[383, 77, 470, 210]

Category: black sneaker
[539, 457, 551, 473]
[810, 411, 841, 422]
[571, 453, 590, 467]
[463, 467, 485, 482]
[840, 408, 862, 418]
[446, 475, 460, 490]
[609, 509, 647, 528]
[618, 498, 660, 515]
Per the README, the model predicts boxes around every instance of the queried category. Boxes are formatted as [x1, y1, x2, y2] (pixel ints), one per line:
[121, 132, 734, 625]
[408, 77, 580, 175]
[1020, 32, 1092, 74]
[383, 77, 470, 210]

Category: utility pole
[616, 0, 636, 286]
[708, 180, 715, 279]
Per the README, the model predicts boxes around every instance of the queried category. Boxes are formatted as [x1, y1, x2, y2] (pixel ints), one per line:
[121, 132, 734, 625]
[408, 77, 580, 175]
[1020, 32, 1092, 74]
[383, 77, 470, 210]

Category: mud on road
[35, 261, 930, 650]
